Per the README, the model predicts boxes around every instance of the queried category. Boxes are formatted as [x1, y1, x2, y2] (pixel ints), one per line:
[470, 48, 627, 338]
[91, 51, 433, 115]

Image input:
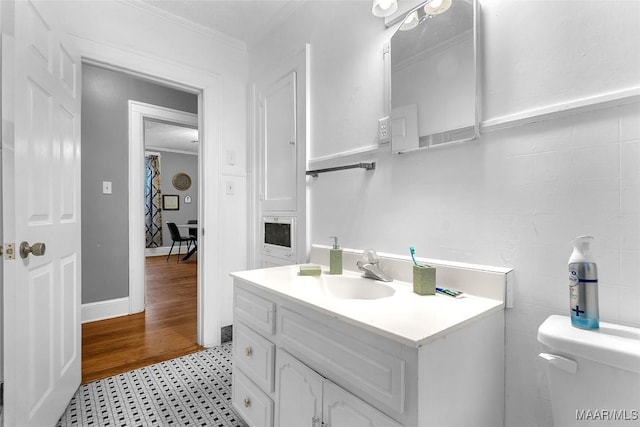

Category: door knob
[19, 242, 46, 259]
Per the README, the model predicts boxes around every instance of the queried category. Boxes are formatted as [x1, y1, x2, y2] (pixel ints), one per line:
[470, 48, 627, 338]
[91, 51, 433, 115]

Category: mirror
[390, 0, 478, 153]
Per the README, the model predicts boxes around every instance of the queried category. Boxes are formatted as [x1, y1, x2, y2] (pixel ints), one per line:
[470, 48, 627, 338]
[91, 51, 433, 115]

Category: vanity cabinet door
[274, 350, 323, 427]
[323, 381, 403, 427]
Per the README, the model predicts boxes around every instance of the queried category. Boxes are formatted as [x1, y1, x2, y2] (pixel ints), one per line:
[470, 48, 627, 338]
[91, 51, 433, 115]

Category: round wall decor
[172, 173, 192, 191]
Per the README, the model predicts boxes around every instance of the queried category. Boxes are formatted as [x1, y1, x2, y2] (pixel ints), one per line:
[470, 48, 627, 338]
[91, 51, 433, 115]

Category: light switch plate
[102, 181, 112, 194]
[226, 150, 236, 165]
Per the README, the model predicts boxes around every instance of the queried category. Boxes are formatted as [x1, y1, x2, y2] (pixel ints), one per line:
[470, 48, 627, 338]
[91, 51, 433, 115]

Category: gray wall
[82, 64, 197, 304]
[150, 151, 199, 247]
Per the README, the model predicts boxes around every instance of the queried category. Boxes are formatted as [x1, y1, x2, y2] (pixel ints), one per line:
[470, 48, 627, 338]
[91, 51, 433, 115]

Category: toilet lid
[537, 315, 640, 374]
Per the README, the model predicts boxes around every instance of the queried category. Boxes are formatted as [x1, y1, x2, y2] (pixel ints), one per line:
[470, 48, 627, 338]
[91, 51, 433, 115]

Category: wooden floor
[81, 254, 203, 384]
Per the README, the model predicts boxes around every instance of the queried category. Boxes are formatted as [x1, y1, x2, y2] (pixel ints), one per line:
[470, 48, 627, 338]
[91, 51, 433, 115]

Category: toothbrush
[436, 287, 465, 298]
[409, 246, 418, 266]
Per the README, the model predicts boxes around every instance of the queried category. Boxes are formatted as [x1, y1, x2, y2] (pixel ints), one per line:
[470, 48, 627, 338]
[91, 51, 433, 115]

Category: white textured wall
[250, 1, 640, 425]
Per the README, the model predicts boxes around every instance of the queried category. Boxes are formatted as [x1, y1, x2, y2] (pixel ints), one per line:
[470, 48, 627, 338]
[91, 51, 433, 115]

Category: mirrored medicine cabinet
[389, 0, 479, 154]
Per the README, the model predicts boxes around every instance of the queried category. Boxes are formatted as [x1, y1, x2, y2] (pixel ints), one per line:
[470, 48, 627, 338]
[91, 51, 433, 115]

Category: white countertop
[231, 264, 505, 348]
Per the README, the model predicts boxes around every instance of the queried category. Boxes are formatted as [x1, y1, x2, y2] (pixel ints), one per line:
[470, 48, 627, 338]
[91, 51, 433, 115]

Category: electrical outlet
[378, 116, 390, 143]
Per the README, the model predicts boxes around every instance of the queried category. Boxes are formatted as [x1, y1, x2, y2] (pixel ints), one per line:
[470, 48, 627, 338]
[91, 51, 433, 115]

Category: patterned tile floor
[57, 343, 248, 427]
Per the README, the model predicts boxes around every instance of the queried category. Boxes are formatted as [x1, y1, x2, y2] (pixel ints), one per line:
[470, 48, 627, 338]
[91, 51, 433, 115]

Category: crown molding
[145, 145, 198, 156]
[245, 0, 308, 50]
[118, 0, 247, 52]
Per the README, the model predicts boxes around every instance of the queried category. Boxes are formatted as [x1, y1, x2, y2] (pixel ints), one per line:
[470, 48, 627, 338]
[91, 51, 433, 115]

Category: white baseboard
[82, 297, 131, 323]
[145, 246, 172, 256]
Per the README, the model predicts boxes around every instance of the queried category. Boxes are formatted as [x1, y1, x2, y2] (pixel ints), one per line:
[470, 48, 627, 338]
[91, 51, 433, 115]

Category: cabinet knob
[243, 398, 251, 408]
[245, 347, 253, 357]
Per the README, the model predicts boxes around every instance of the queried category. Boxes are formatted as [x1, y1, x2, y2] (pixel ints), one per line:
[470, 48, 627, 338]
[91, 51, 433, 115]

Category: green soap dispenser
[329, 236, 343, 275]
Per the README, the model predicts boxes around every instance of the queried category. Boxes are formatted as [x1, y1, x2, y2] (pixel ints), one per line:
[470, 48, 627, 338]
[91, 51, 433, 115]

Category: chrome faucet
[356, 249, 393, 282]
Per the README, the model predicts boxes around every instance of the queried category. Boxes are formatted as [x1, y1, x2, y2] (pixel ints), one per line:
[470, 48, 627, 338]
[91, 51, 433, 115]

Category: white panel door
[261, 72, 297, 212]
[274, 350, 323, 427]
[323, 381, 403, 427]
[2, 1, 82, 425]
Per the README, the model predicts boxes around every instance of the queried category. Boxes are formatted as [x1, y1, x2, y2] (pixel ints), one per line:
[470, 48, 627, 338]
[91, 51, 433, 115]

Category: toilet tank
[537, 315, 640, 426]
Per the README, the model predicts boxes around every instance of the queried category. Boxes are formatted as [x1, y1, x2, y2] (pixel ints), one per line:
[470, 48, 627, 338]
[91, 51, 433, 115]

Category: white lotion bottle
[568, 236, 599, 329]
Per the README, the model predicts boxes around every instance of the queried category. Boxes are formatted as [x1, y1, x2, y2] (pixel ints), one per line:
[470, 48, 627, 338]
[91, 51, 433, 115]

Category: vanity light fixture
[424, 0, 452, 15]
[399, 10, 420, 31]
[372, 0, 398, 18]
[399, 0, 452, 31]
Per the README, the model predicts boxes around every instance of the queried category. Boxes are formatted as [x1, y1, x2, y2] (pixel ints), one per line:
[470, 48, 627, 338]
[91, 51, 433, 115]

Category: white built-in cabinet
[252, 47, 309, 268]
[232, 284, 405, 427]
[260, 72, 297, 213]
[232, 278, 504, 427]
[274, 350, 322, 426]
[275, 350, 402, 427]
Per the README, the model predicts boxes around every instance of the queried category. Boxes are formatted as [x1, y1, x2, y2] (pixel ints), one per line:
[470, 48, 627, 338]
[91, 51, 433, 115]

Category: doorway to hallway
[81, 64, 202, 381]
[81, 256, 202, 383]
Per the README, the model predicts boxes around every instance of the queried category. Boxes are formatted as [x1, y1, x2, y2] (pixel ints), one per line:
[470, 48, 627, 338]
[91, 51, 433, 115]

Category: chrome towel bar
[306, 162, 376, 177]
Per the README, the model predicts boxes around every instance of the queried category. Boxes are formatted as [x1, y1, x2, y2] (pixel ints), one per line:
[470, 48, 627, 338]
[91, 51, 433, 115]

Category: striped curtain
[145, 154, 163, 248]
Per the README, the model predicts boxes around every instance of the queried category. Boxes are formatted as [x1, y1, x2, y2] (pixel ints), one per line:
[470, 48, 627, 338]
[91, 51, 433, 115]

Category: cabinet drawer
[233, 367, 274, 427]
[235, 286, 276, 336]
[234, 322, 275, 392]
[279, 307, 406, 415]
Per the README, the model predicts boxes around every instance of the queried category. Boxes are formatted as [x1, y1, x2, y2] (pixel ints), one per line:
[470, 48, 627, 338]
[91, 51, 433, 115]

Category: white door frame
[128, 101, 199, 314]
[72, 40, 222, 346]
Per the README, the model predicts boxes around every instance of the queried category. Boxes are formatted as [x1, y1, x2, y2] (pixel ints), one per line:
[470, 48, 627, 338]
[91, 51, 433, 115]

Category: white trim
[145, 246, 173, 257]
[481, 87, 640, 133]
[118, 0, 247, 52]
[308, 87, 640, 167]
[309, 144, 380, 167]
[307, 144, 383, 171]
[69, 33, 223, 347]
[81, 298, 130, 324]
[144, 146, 198, 156]
[129, 101, 198, 315]
[221, 172, 248, 178]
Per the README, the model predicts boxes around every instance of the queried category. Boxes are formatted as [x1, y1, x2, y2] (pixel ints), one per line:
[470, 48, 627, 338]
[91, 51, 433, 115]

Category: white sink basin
[319, 275, 395, 300]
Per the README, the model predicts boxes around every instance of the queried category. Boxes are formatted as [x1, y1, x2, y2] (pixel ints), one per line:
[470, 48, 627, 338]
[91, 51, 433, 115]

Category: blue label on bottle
[569, 267, 599, 330]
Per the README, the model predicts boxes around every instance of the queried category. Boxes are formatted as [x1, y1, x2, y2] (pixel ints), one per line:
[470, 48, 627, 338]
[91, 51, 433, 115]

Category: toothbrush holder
[413, 264, 436, 295]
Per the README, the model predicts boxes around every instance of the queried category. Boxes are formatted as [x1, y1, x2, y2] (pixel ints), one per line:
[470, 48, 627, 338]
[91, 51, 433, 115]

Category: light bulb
[399, 10, 420, 31]
[424, 0, 452, 15]
[378, 0, 393, 10]
[372, 0, 398, 17]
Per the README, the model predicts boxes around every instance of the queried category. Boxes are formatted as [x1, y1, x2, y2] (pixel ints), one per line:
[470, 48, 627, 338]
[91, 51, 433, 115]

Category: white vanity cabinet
[231, 262, 507, 427]
[233, 285, 406, 427]
[275, 349, 402, 427]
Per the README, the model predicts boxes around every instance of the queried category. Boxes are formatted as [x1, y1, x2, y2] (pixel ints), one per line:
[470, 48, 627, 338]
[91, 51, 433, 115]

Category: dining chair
[166, 222, 196, 263]
[187, 219, 197, 239]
